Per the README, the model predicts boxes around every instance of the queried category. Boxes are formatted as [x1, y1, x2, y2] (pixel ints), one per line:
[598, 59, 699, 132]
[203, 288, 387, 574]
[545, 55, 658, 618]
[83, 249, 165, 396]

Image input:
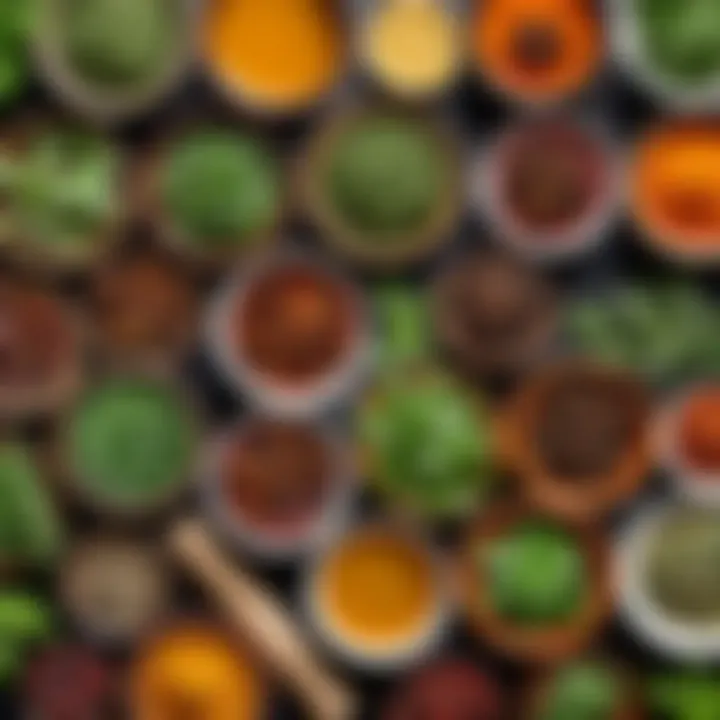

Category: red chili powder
[222, 419, 331, 532]
[383, 658, 504, 720]
[0, 281, 75, 386]
[234, 265, 355, 385]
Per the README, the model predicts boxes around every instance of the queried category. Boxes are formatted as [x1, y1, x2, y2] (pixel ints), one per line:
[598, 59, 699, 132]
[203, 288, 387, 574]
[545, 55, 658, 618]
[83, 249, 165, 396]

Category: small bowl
[132, 123, 283, 274]
[355, 0, 467, 105]
[32, 0, 197, 125]
[58, 372, 201, 519]
[628, 120, 720, 267]
[654, 384, 720, 506]
[88, 242, 201, 374]
[204, 250, 374, 419]
[472, 115, 622, 264]
[469, 0, 606, 108]
[609, 0, 720, 111]
[525, 658, 645, 720]
[199, 416, 357, 562]
[431, 247, 559, 380]
[127, 618, 268, 720]
[0, 119, 126, 275]
[303, 522, 451, 674]
[298, 106, 463, 271]
[0, 276, 86, 422]
[22, 643, 118, 720]
[496, 360, 652, 524]
[460, 503, 612, 664]
[615, 500, 720, 661]
[59, 536, 171, 646]
[381, 656, 505, 720]
[199, 0, 350, 122]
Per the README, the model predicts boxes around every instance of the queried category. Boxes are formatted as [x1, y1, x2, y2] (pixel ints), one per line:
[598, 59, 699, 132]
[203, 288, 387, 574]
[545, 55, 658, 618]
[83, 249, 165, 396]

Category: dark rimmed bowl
[460, 503, 613, 664]
[297, 106, 463, 272]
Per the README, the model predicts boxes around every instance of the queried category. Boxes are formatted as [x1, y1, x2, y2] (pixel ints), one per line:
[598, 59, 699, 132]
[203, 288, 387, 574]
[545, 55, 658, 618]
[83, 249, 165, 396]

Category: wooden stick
[166, 519, 358, 720]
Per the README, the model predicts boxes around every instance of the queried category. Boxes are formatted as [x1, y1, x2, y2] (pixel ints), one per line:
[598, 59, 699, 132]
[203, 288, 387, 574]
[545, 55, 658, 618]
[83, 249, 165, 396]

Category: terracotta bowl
[460, 503, 612, 664]
[496, 360, 652, 524]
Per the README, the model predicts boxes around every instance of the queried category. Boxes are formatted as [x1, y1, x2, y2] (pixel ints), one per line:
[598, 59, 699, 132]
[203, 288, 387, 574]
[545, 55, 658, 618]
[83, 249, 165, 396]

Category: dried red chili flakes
[234, 265, 356, 385]
[222, 419, 331, 531]
[0, 281, 76, 387]
[383, 658, 504, 720]
[92, 249, 197, 356]
[23, 644, 115, 720]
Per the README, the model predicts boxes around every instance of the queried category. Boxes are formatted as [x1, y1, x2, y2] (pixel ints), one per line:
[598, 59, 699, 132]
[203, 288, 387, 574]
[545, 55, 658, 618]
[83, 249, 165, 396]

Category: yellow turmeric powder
[203, 0, 346, 111]
[317, 528, 437, 646]
[132, 624, 262, 720]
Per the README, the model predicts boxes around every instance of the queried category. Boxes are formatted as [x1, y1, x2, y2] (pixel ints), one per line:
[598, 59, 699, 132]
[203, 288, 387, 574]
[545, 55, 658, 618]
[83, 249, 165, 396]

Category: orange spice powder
[203, 0, 346, 111]
[472, 0, 602, 102]
[632, 123, 720, 247]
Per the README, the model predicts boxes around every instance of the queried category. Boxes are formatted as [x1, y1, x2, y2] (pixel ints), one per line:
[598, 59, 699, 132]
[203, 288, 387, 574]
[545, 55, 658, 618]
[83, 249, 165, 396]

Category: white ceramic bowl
[615, 500, 720, 661]
[199, 418, 357, 562]
[204, 250, 375, 419]
[472, 115, 624, 265]
[609, 0, 720, 112]
[654, 384, 720, 507]
[302, 524, 452, 674]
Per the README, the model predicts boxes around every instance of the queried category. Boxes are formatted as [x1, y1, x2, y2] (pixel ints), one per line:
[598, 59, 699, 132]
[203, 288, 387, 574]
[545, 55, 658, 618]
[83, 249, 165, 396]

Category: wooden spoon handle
[167, 519, 357, 720]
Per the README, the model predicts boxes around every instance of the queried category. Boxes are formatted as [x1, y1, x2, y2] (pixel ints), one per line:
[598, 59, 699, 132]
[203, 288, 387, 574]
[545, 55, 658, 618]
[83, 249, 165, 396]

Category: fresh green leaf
[0, 592, 53, 641]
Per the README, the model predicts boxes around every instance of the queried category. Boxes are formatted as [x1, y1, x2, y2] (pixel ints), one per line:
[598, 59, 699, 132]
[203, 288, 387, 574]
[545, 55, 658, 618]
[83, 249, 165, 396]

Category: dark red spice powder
[500, 121, 606, 232]
[222, 419, 331, 532]
[23, 644, 115, 720]
[234, 265, 355, 385]
[383, 658, 504, 720]
[0, 281, 75, 387]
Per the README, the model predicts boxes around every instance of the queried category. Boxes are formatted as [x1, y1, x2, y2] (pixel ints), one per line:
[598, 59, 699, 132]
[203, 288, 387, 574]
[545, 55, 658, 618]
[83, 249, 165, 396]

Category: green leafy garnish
[328, 116, 445, 235]
[638, 0, 720, 82]
[0, 591, 53, 685]
[541, 662, 620, 720]
[566, 282, 720, 385]
[360, 370, 491, 518]
[0, 444, 64, 567]
[0, 0, 32, 106]
[650, 672, 720, 720]
[484, 520, 588, 623]
[374, 285, 432, 370]
[1, 130, 118, 249]
[68, 379, 196, 508]
[162, 130, 280, 245]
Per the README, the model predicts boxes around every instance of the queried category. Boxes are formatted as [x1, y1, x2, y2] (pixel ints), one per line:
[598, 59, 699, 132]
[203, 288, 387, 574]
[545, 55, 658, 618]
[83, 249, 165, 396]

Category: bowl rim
[460, 502, 613, 663]
[204, 248, 376, 419]
[198, 415, 358, 562]
[301, 520, 453, 674]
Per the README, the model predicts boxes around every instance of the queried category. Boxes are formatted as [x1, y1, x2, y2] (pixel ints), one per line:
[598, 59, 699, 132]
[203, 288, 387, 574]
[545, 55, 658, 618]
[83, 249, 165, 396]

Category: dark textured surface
[2, 19, 709, 719]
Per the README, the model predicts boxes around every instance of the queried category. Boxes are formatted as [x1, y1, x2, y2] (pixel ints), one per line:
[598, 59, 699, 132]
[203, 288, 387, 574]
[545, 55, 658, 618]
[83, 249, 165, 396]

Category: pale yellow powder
[362, 0, 461, 97]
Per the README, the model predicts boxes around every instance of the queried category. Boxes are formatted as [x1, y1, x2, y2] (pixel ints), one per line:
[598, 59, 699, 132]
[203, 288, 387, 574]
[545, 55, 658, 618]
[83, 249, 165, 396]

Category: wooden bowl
[496, 360, 652, 524]
[298, 106, 463, 272]
[459, 503, 612, 664]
